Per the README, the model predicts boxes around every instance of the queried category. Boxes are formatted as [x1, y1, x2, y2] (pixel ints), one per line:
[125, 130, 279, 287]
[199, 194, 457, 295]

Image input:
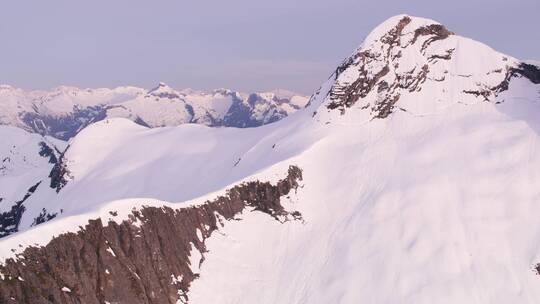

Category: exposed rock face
[323, 15, 535, 120]
[411, 23, 453, 50]
[213, 91, 258, 127]
[0, 131, 65, 239]
[22, 105, 109, 141]
[48, 146, 71, 193]
[31, 208, 58, 227]
[326, 16, 455, 117]
[516, 62, 540, 84]
[0, 166, 303, 304]
[460, 62, 540, 102]
[0, 181, 42, 238]
[37, 142, 59, 165]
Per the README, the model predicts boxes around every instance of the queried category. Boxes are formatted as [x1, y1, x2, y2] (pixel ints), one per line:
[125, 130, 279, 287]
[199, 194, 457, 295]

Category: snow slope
[0, 83, 308, 140]
[0, 126, 66, 236]
[1, 14, 540, 304]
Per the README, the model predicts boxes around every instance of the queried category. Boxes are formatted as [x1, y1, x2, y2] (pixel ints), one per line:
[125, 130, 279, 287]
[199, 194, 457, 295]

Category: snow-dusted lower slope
[1, 14, 540, 304]
[0, 83, 308, 140]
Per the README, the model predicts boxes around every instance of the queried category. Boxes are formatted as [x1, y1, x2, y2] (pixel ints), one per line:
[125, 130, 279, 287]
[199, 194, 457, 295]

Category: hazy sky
[1, 0, 538, 94]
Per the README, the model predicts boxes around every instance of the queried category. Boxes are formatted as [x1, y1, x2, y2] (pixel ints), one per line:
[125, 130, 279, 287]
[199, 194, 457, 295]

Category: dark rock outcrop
[0, 166, 303, 304]
[38, 142, 59, 165]
[412, 24, 454, 51]
[219, 93, 259, 128]
[31, 209, 58, 227]
[514, 63, 540, 84]
[534, 263, 540, 276]
[0, 181, 42, 238]
[220, 92, 291, 128]
[326, 16, 452, 118]
[48, 147, 70, 193]
[464, 62, 540, 100]
[22, 105, 108, 141]
[327, 17, 412, 114]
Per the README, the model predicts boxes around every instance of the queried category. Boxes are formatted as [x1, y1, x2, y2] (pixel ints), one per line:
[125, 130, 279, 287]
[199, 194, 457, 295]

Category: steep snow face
[1, 14, 540, 304]
[0, 84, 308, 140]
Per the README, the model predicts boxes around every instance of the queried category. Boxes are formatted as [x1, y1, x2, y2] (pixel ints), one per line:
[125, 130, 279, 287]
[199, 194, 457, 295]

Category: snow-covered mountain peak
[361, 14, 448, 49]
[147, 82, 181, 99]
[315, 15, 539, 121]
[0, 84, 16, 91]
[212, 88, 233, 95]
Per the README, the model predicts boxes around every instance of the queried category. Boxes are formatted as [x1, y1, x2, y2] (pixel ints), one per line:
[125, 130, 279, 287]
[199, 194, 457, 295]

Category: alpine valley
[1, 15, 540, 304]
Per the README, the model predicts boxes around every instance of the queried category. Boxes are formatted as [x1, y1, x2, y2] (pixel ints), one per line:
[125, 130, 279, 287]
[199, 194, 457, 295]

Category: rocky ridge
[0, 166, 303, 303]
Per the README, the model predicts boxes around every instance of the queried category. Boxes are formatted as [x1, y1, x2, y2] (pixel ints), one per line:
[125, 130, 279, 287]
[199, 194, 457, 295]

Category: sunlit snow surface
[2, 14, 540, 304]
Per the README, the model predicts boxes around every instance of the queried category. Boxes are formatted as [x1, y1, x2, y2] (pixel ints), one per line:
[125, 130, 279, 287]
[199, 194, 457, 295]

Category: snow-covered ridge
[0, 164, 304, 303]
[0, 162, 302, 262]
[0, 83, 309, 140]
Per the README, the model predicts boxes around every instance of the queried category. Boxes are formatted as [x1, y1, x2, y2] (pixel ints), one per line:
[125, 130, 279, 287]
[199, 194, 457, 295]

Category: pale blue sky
[1, 0, 538, 94]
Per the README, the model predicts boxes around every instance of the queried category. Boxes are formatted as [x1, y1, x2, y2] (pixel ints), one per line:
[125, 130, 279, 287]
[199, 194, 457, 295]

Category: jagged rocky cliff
[0, 166, 302, 304]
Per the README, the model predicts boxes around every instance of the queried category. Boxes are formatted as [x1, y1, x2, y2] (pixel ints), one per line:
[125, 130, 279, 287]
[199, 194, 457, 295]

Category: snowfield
[1, 14, 540, 304]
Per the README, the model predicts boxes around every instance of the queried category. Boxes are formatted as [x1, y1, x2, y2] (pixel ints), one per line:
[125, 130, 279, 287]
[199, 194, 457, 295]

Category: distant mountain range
[0, 83, 308, 140]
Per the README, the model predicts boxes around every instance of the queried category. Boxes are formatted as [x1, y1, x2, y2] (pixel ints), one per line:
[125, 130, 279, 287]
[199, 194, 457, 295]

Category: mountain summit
[1, 15, 540, 304]
[147, 82, 181, 99]
[314, 15, 539, 121]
